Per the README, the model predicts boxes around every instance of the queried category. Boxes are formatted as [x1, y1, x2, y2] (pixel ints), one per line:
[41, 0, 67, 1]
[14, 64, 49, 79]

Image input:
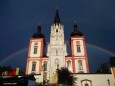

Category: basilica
[25, 9, 115, 86]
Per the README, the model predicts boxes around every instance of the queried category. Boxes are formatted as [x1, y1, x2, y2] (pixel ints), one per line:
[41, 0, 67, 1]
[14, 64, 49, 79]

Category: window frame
[43, 61, 47, 71]
[33, 46, 38, 54]
[78, 60, 83, 70]
[76, 41, 81, 53]
[32, 61, 36, 71]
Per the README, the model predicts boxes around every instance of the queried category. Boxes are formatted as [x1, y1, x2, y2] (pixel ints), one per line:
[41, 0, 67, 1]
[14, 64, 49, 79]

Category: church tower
[26, 24, 45, 75]
[47, 9, 67, 82]
[25, 9, 90, 84]
[70, 22, 89, 73]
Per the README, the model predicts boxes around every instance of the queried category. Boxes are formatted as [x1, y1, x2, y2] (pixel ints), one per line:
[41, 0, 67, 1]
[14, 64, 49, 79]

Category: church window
[81, 80, 91, 86]
[55, 58, 59, 69]
[32, 61, 36, 71]
[43, 61, 47, 71]
[33, 46, 38, 54]
[76, 41, 81, 53]
[78, 60, 83, 70]
[77, 45, 81, 53]
[85, 83, 89, 86]
[67, 60, 71, 70]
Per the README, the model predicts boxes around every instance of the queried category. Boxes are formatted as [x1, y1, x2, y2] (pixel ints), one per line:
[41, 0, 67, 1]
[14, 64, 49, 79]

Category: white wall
[30, 41, 41, 57]
[74, 74, 115, 86]
[73, 39, 85, 56]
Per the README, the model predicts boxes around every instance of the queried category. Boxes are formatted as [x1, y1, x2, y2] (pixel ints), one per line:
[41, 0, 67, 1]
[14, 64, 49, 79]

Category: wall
[74, 74, 115, 86]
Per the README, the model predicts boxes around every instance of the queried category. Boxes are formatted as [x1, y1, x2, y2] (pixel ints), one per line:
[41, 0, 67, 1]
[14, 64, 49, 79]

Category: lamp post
[107, 79, 110, 86]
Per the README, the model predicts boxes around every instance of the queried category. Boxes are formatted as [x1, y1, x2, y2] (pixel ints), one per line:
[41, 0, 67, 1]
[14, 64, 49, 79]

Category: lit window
[33, 46, 38, 54]
[43, 61, 47, 71]
[32, 62, 36, 71]
[67, 61, 71, 69]
[78, 60, 83, 70]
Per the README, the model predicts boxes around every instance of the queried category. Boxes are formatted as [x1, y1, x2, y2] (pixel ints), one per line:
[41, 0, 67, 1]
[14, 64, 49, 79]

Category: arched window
[76, 41, 81, 53]
[33, 46, 38, 54]
[55, 58, 59, 69]
[81, 79, 92, 86]
[32, 61, 36, 71]
[67, 60, 71, 70]
[43, 61, 47, 71]
[77, 46, 81, 52]
[78, 60, 83, 70]
[85, 83, 89, 86]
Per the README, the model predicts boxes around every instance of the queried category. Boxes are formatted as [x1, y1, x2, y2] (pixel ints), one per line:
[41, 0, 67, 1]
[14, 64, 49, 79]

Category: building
[25, 9, 115, 85]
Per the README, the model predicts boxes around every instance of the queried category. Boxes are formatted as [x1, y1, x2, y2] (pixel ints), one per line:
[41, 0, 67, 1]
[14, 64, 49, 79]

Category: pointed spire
[54, 9, 61, 24]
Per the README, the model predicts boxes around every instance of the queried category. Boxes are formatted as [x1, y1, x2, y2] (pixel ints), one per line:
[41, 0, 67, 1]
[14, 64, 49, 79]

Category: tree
[0, 66, 12, 72]
[96, 62, 111, 73]
[57, 67, 77, 86]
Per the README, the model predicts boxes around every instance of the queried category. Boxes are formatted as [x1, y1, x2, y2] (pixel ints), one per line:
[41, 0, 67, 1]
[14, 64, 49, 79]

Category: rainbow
[0, 43, 115, 65]
[87, 43, 115, 56]
[0, 48, 28, 65]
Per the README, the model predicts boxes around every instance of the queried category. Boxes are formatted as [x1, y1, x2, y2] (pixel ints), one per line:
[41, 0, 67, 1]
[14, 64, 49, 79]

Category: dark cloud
[0, 0, 115, 72]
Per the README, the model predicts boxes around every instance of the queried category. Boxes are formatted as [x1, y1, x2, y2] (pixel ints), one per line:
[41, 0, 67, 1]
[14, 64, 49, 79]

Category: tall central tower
[47, 9, 67, 82]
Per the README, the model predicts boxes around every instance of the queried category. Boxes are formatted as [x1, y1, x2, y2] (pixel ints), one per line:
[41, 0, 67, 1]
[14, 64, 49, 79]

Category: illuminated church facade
[25, 10, 115, 85]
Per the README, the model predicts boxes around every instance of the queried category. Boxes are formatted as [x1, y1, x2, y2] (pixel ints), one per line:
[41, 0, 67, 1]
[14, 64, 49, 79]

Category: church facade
[25, 10, 115, 85]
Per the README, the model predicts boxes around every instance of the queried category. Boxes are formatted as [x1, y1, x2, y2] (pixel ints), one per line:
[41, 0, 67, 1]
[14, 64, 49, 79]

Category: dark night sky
[0, 0, 115, 72]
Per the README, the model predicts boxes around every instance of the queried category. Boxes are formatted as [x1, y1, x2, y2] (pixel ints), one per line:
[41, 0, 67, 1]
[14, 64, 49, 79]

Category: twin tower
[25, 9, 89, 82]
